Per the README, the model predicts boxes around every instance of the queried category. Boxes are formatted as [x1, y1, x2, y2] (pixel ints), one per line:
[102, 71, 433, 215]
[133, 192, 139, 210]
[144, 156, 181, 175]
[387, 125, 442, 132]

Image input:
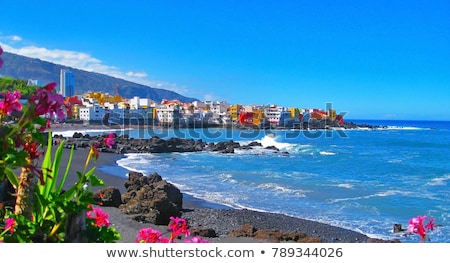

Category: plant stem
[14, 157, 37, 220]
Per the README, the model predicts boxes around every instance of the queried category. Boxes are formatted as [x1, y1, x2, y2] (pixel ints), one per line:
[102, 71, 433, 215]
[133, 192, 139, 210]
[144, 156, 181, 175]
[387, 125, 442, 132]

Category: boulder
[94, 187, 122, 207]
[190, 228, 218, 238]
[120, 171, 183, 225]
[229, 224, 322, 243]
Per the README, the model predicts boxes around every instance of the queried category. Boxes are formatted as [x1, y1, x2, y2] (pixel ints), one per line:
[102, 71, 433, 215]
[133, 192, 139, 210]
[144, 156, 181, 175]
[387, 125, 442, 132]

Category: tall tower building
[59, 69, 75, 97]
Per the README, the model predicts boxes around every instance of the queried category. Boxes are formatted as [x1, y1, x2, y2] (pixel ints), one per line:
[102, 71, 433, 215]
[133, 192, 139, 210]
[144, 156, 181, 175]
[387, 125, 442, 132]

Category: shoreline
[55, 140, 384, 243]
[49, 119, 389, 135]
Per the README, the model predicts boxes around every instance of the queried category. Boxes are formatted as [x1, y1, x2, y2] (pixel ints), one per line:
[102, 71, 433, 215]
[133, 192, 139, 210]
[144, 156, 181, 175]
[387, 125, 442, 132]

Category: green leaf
[90, 173, 105, 187]
[56, 143, 73, 194]
[33, 192, 45, 223]
[60, 186, 77, 202]
[32, 116, 47, 127]
[45, 139, 66, 197]
[82, 168, 96, 186]
[4, 167, 19, 188]
[40, 131, 53, 196]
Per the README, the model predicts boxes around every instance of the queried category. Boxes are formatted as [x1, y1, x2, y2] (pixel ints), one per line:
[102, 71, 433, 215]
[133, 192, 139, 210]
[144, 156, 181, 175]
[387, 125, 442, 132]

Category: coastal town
[54, 69, 347, 130]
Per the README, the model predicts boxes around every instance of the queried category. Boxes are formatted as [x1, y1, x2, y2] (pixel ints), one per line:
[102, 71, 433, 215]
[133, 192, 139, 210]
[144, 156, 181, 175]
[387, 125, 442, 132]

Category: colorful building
[252, 108, 264, 126]
[328, 109, 337, 120]
[311, 108, 327, 119]
[288, 108, 301, 122]
[264, 105, 293, 126]
[239, 111, 254, 125]
[228, 104, 242, 122]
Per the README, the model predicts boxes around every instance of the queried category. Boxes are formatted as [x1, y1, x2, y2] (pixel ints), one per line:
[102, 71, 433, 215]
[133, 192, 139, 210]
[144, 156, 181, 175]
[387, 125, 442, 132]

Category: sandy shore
[54, 135, 383, 243]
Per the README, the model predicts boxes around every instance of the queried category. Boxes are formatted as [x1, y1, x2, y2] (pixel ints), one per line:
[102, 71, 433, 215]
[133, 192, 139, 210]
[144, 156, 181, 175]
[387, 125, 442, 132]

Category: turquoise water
[60, 120, 450, 242]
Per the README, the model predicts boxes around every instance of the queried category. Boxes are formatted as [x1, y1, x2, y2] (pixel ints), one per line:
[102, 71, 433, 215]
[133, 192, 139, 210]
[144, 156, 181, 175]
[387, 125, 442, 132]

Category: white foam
[116, 153, 154, 175]
[351, 126, 430, 131]
[53, 128, 131, 137]
[219, 173, 237, 183]
[319, 151, 337, 156]
[330, 190, 412, 203]
[384, 126, 429, 130]
[427, 174, 450, 186]
[258, 134, 295, 151]
[337, 183, 354, 189]
[257, 183, 306, 197]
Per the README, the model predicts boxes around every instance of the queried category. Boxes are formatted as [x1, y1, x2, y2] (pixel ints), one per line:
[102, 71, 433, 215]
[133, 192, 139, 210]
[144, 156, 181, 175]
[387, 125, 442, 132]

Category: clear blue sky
[1, 0, 449, 120]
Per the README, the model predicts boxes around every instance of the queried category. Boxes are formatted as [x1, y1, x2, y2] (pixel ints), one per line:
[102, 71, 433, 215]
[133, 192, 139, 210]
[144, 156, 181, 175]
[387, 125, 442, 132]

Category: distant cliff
[0, 52, 198, 102]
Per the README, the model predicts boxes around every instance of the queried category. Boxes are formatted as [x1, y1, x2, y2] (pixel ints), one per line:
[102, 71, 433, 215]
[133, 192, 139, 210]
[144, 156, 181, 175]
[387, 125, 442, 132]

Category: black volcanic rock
[119, 172, 183, 225]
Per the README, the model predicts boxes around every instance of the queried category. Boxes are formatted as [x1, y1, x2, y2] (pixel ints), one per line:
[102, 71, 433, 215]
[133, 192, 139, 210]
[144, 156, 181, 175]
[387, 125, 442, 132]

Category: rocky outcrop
[54, 134, 283, 155]
[205, 140, 240, 153]
[94, 187, 122, 207]
[119, 171, 183, 225]
[190, 228, 218, 238]
[229, 224, 322, 243]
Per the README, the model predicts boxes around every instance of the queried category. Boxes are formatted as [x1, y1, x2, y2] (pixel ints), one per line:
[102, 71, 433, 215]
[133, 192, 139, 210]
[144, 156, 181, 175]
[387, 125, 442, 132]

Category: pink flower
[4, 218, 16, 234]
[136, 228, 164, 243]
[407, 215, 436, 242]
[185, 236, 209, 243]
[104, 133, 115, 149]
[86, 207, 111, 227]
[168, 216, 190, 239]
[159, 237, 171, 243]
[28, 83, 66, 120]
[0, 90, 23, 116]
[90, 133, 115, 157]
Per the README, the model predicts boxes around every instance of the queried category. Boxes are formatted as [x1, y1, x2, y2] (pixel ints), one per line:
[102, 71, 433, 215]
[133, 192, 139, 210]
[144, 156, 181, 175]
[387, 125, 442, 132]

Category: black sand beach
[54, 133, 390, 243]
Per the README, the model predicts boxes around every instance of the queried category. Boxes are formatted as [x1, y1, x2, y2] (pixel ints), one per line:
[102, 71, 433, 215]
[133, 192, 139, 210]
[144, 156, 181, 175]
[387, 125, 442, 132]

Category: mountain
[0, 52, 198, 103]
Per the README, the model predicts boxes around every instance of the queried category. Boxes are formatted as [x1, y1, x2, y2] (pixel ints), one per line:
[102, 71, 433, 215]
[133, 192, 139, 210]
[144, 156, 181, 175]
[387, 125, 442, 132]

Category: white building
[128, 96, 153, 110]
[192, 101, 206, 109]
[79, 104, 108, 122]
[27, 79, 42, 86]
[264, 105, 293, 126]
[156, 105, 181, 125]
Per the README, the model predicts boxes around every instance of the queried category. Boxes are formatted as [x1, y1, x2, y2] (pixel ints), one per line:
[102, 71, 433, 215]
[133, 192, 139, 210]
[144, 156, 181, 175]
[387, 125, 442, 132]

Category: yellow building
[288, 108, 301, 120]
[85, 91, 124, 106]
[228, 104, 242, 122]
[73, 104, 80, 119]
[328, 109, 337, 120]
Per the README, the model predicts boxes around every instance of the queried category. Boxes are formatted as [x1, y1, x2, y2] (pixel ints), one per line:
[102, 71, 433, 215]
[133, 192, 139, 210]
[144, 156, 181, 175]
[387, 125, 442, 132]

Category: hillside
[0, 52, 198, 102]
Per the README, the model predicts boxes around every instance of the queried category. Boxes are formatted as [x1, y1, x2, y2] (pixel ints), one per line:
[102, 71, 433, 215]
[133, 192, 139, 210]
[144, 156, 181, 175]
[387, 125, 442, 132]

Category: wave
[219, 173, 238, 184]
[337, 183, 354, 189]
[257, 134, 297, 151]
[330, 190, 413, 203]
[348, 126, 431, 131]
[383, 126, 431, 131]
[319, 151, 337, 156]
[115, 153, 154, 175]
[256, 182, 307, 197]
[53, 128, 132, 137]
[427, 174, 450, 186]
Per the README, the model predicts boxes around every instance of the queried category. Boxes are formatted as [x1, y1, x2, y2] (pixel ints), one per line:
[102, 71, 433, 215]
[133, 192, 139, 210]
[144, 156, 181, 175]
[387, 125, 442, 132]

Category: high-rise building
[59, 69, 74, 97]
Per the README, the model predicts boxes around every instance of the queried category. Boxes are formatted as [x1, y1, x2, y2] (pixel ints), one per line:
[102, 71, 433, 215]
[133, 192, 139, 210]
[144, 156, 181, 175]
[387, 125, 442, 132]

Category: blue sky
[1, 0, 449, 120]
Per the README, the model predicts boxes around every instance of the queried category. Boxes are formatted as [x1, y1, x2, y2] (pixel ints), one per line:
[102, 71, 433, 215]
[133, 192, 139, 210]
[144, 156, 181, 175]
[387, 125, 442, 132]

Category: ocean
[57, 120, 450, 243]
